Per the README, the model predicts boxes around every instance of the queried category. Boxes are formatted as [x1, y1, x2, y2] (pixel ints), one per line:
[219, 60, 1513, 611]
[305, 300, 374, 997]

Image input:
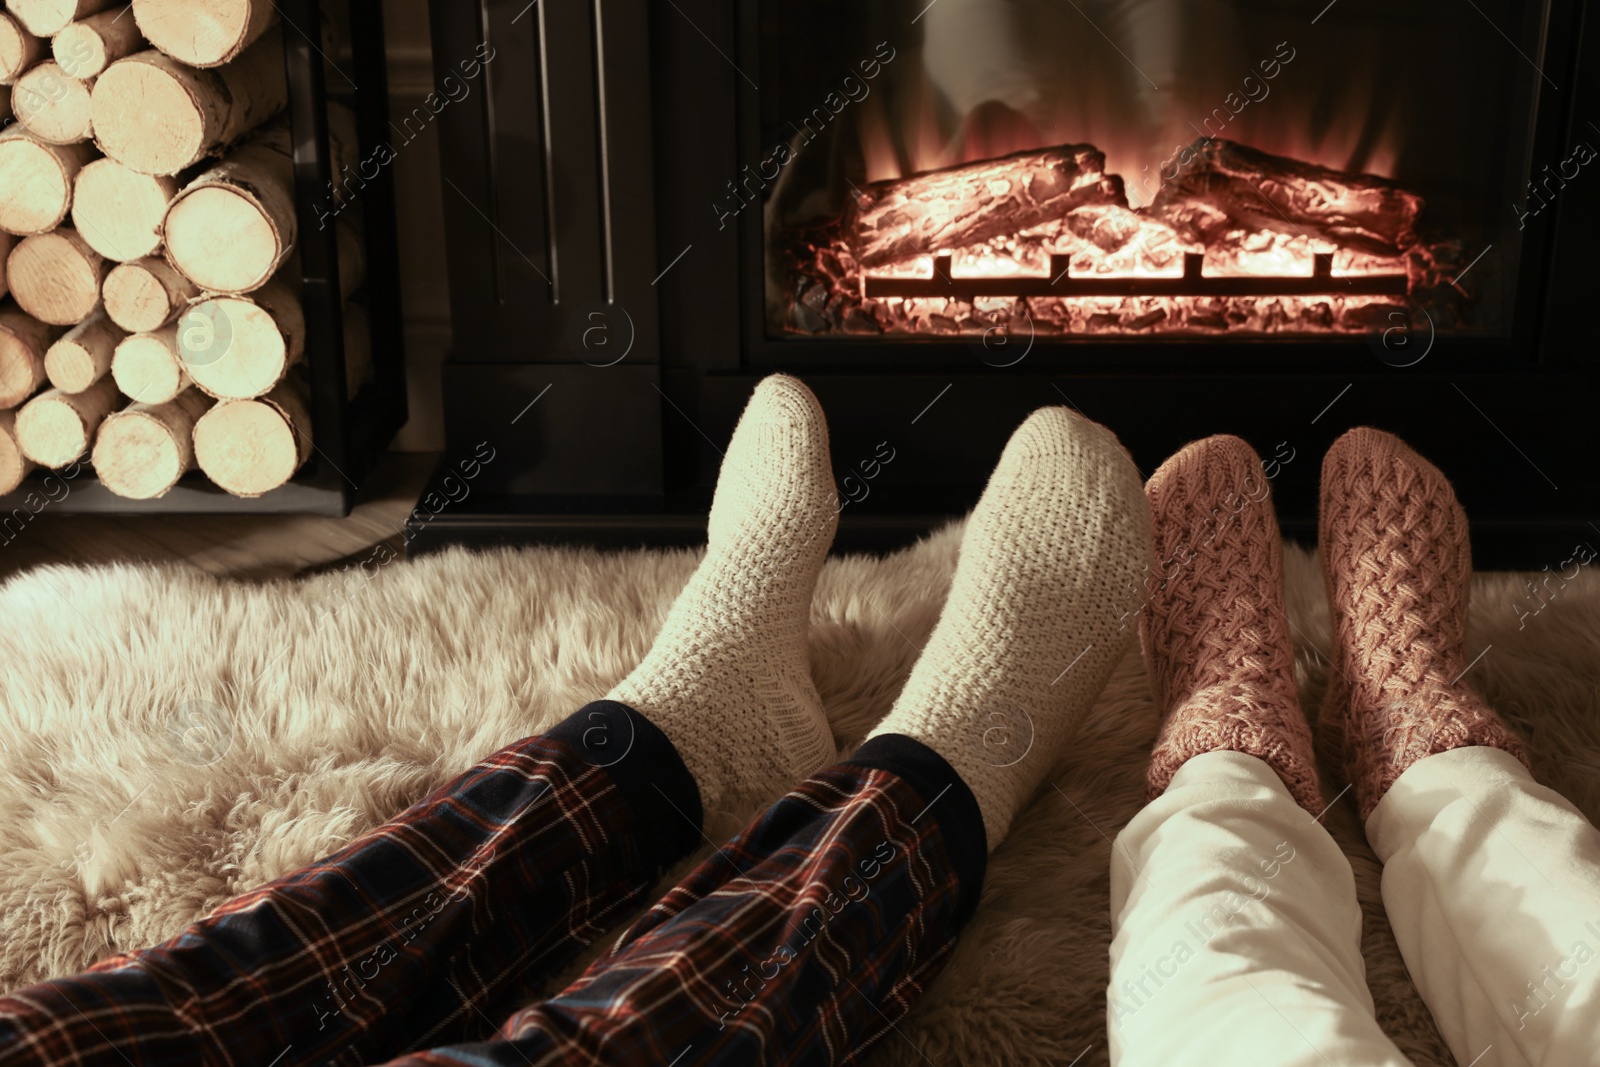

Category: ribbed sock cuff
[547, 700, 704, 875]
[844, 734, 989, 929]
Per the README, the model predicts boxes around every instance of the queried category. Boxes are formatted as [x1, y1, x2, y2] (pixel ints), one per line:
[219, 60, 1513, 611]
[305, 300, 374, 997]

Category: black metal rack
[0, 0, 408, 516]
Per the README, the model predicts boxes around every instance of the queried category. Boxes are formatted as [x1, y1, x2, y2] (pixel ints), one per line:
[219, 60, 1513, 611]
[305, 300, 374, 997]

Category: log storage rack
[0, 0, 406, 515]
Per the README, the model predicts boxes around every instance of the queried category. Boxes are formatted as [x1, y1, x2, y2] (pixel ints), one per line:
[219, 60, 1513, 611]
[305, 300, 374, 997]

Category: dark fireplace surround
[416, 0, 1597, 568]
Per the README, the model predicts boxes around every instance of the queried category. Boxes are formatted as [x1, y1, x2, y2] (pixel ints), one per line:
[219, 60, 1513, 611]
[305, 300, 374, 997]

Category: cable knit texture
[865, 407, 1149, 851]
[607, 375, 838, 814]
[1141, 435, 1323, 814]
[1319, 426, 1530, 822]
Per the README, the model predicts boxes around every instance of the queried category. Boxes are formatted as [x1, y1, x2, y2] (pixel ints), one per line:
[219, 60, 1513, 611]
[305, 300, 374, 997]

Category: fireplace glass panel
[758, 0, 1550, 341]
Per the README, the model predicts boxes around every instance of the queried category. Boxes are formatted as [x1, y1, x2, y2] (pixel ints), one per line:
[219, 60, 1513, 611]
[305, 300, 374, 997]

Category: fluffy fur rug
[2, 527, 1599, 1066]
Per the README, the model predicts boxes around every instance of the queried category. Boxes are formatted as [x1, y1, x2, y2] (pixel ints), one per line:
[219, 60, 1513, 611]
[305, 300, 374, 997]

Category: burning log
[1065, 204, 1145, 253]
[847, 144, 1126, 267]
[1151, 139, 1423, 257]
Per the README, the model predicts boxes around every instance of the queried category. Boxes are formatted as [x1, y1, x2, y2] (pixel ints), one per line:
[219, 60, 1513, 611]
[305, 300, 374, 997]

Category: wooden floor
[0, 452, 438, 582]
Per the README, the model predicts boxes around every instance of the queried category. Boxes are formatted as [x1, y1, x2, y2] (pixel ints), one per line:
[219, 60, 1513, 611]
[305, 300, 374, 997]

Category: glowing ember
[776, 138, 1476, 338]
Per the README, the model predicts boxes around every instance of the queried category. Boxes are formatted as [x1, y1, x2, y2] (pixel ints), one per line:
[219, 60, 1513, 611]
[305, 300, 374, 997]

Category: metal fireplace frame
[415, 0, 1596, 567]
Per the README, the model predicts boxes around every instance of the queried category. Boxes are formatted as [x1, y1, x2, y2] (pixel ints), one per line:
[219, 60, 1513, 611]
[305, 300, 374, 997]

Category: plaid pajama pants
[0, 701, 987, 1067]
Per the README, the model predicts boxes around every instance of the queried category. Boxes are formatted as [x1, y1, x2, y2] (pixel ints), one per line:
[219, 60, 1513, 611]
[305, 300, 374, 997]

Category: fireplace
[415, 0, 1595, 567]
[762, 8, 1519, 346]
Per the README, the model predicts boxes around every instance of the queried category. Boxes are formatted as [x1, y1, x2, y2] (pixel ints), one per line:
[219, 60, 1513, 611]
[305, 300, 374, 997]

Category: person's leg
[0, 375, 845, 1067]
[374, 736, 985, 1067]
[1110, 752, 1412, 1066]
[370, 405, 1151, 1065]
[1110, 435, 1411, 1066]
[0, 702, 704, 1067]
[1322, 427, 1600, 1067]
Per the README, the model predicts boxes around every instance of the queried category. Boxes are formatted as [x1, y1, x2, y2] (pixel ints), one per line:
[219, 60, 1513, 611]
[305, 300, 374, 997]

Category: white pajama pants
[1107, 748, 1600, 1067]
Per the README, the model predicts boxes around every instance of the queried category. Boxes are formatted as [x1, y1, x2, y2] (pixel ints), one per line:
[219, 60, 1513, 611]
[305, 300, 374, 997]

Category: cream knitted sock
[864, 407, 1150, 850]
[606, 375, 839, 814]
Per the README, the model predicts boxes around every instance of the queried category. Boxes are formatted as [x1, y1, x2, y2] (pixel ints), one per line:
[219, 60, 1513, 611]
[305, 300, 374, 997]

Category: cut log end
[111, 326, 187, 404]
[54, 22, 108, 79]
[16, 377, 119, 466]
[7, 228, 106, 324]
[0, 13, 47, 85]
[71, 157, 177, 260]
[103, 256, 198, 332]
[54, 7, 146, 80]
[183, 280, 303, 399]
[16, 395, 87, 465]
[9, 0, 121, 37]
[0, 344, 45, 410]
[45, 339, 109, 392]
[91, 407, 179, 495]
[131, 0, 275, 68]
[0, 309, 58, 408]
[11, 61, 94, 145]
[45, 311, 124, 392]
[90, 53, 208, 174]
[0, 409, 32, 493]
[0, 129, 91, 235]
[193, 379, 308, 496]
[91, 387, 208, 498]
[93, 33, 285, 175]
[165, 183, 287, 293]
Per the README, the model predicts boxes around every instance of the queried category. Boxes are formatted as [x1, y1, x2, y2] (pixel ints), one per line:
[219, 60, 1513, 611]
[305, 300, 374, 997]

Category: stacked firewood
[0, 0, 369, 500]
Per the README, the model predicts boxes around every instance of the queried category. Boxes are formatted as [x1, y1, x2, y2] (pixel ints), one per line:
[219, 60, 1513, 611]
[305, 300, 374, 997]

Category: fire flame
[783, 68, 1450, 339]
[859, 66, 1405, 196]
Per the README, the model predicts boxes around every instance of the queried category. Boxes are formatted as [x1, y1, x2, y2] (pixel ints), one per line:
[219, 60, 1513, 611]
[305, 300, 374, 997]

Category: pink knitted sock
[1319, 427, 1529, 822]
[1140, 435, 1323, 814]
